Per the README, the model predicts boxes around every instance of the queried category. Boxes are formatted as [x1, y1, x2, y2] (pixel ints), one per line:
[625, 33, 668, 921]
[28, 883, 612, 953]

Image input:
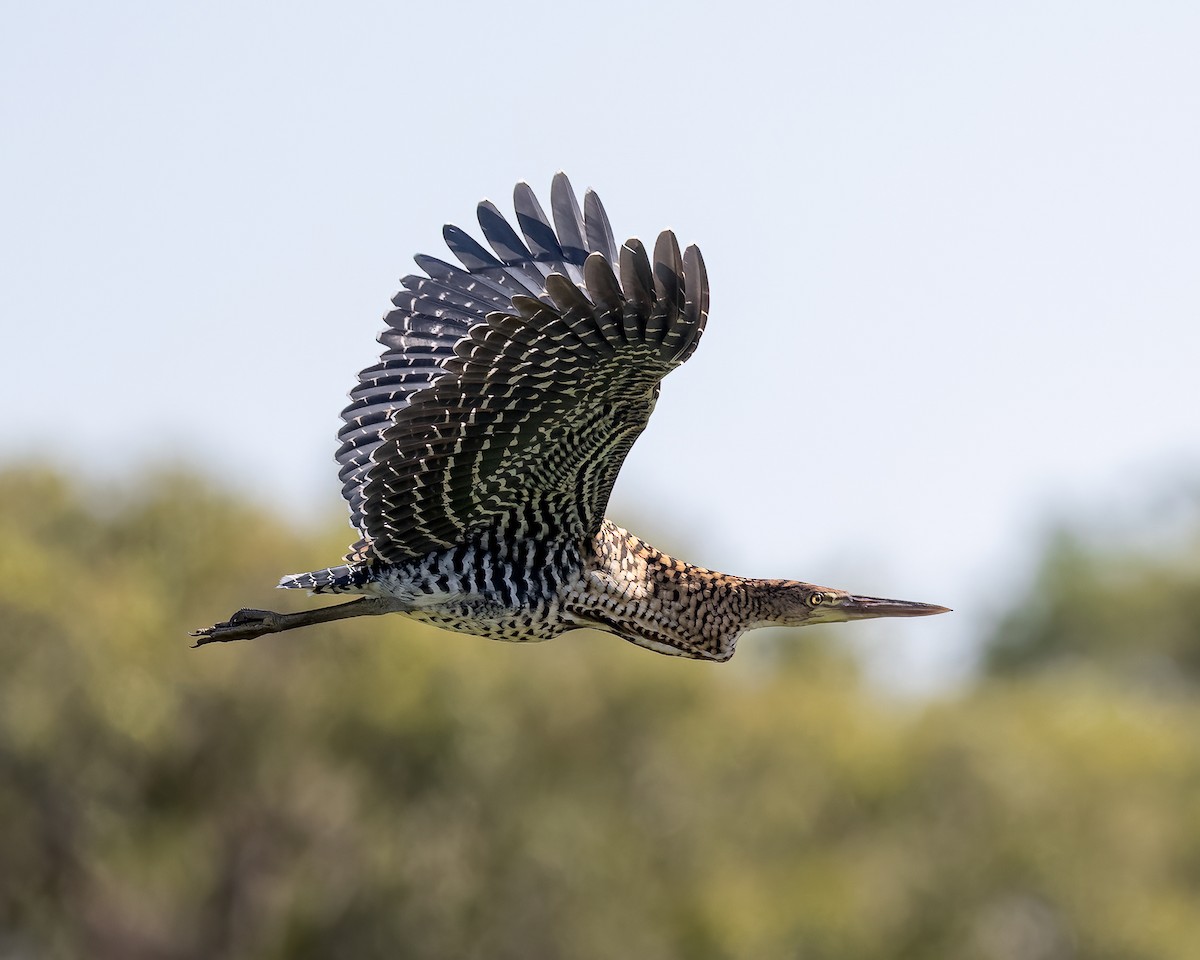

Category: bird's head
[760, 580, 951, 627]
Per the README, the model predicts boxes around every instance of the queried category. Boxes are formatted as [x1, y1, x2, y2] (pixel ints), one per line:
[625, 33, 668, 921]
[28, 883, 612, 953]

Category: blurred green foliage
[985, 523, 1200, 686]
[1, 465, 1198, 959]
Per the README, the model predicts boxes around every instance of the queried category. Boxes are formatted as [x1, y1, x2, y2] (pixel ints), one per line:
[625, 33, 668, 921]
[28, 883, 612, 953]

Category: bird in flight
[192, 175, 948, 660]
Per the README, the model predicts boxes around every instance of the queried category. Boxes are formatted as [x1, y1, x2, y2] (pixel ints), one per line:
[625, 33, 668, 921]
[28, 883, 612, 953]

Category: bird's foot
[189, 608, 283, 647]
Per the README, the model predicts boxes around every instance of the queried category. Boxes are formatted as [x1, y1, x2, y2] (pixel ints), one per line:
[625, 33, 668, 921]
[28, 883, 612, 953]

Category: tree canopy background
[1, 464, 1198, 960]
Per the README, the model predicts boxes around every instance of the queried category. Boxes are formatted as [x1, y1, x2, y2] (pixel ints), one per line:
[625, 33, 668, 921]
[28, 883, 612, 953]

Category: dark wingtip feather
[618, 239, 654, 316]
[652, 230, 685, 323]
[678, 243, 710, 362]
[583, 189, 617, 264]
[551, 172, 588, 264]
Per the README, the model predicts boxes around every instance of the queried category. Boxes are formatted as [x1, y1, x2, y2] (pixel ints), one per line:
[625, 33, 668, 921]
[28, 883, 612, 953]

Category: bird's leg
[189, 597, 390, 647]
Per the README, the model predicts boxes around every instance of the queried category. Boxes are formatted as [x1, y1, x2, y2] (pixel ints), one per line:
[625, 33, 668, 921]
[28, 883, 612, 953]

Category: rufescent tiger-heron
[192, 175, 949, 661]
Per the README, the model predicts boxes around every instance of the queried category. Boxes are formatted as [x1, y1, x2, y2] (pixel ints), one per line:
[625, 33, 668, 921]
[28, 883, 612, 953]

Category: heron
[192, 175, 948, 661]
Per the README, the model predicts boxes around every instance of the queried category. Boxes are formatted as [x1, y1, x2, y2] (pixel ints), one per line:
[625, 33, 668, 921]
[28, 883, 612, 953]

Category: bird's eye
[808, 593, 825, 606]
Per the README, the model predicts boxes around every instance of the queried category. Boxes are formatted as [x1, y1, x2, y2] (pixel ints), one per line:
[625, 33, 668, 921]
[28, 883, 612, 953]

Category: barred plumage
[192, 176, 948, 659]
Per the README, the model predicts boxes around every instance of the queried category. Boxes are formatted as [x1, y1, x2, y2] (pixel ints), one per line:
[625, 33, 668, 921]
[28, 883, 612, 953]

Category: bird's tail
[277, 564, 372, 594]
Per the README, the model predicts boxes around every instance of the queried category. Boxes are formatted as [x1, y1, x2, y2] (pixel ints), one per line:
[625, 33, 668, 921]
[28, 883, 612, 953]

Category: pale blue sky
[4, 2, 1198, 688]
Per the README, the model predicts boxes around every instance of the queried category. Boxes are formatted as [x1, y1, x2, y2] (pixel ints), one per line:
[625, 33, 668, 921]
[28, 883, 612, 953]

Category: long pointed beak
[843, 595, 952, 620]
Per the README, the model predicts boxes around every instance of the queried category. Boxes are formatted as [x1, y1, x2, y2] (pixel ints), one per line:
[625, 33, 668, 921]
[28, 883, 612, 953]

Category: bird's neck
[581, 521, 786, 661]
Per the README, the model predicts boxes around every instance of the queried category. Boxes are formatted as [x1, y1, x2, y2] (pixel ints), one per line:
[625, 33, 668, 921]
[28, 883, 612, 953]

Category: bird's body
[193, 175, 948, 658]
[277, 520, 799, 661]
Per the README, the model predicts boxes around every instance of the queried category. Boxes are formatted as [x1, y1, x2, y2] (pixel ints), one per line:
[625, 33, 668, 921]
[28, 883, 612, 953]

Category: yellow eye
[808, 593, 826, 607]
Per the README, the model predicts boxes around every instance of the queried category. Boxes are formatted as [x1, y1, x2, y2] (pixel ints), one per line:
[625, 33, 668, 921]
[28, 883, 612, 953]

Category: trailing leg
[190, 597, 391, 646]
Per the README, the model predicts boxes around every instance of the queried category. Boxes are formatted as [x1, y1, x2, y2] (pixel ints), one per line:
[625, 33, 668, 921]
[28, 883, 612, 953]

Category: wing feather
[619, 239, 654, 343]
[678, 244, 710, 363]
[583, 189, 618, 265]
[650, 230, 685, 345]
[550, 173, 588, 265]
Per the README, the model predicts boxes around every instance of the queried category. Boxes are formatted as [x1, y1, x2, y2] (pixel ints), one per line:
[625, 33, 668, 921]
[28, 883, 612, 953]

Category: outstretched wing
[336, 174, 709, 564]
